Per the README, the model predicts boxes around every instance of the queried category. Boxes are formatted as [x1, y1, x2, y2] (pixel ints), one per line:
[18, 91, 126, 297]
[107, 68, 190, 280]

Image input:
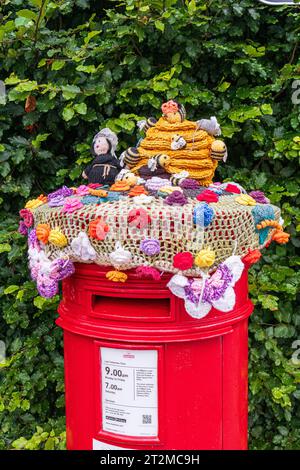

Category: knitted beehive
[131, 118, 216, 186]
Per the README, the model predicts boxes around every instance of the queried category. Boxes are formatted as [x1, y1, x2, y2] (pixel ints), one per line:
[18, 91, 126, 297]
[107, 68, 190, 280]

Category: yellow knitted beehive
[131, 116, 217, 186]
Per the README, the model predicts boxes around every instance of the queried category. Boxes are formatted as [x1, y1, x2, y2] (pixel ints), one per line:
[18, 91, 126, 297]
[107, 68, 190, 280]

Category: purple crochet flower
[48, 194, 65, 207]
[48, 185, 73, 200]
[184, 263, 233, 306]
[18, 220, 28, 236]
[145, 177, 171, 191]
[248, 190, 270, 204]
[164, 190, 188, 206]
[179, 178, 200, 190]
[37, 274, 58, 298]
[140, 239, 160, 256]
[49, 258, 75, 281]
[28, 229, 40, 250]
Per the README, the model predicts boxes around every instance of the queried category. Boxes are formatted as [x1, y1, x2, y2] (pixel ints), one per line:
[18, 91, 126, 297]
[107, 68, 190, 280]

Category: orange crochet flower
[88, 188, 108, 197]
[272, 230, 290, 244]
[110, 181, 131, 192]
[106, 270, 128, 283]
[36, 223, 51, 244]
[242, 249, 262, 268]
[89, 217, 109, 240]
[161, 100, 178, 115]
[37, 194, 47, 203]
[128, 185, 148, 197]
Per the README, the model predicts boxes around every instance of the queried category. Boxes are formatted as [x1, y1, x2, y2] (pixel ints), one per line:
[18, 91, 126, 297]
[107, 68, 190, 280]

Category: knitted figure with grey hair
[82, 128, 122, 185]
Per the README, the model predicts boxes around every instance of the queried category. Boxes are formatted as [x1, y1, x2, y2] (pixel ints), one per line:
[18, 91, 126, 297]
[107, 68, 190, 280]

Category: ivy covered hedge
[0, 0, 300, 450]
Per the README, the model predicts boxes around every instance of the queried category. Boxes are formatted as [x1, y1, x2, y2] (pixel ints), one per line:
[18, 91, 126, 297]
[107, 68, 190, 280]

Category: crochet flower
[128, 208, 151, 229]
[161, 100, 178, 114]
[89, 217, 109, 240]
[25, 198, 44, 210]
[18, 220, 28, 236]
[235, 194, 256, 206]
[164, 190, 188, 206]
[49, 258, 75, 281]
[106, 270, 128, 283]
[135, 266, 161, 281]
[107, 191, 122, 202]
[224, 183, 241, 194]
[36, 223, 51, 244]
[242, 249, 262, 268]
[88, 183, 102, 189]
[62, 198, 83, 213]
[28, 229, 40, 250]
[19, 208, 34, 228]
[71, 232, 97, 261]
[248, 190, 270, 204]
[81, 195, 101, 205]
[193, 203, 215, 227]
[75, 185, 90, 196]
[48, 185, 73, 200]
[132, 194, 153, 205]
[179, 178, 200, 190]
[37, 274, 58, 298]
[173, 252, 194, 270]
[145, 177, 171, 191]
[272, 230, 290, 244]
[48, 195, 65, 207]
[140, 239, 160, 256]
[48, 229, 68, 247]
[194, 248, 216, 268]
[168, 256, 244, 319]
[196, 190, 219, 203]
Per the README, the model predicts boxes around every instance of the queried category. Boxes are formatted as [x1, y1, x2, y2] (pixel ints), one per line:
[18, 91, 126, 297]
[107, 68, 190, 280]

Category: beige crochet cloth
[32, 195, 281, 276]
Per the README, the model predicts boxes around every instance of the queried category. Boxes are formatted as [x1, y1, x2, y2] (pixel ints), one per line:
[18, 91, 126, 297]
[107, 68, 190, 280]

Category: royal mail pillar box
[56, 263, 253, 451]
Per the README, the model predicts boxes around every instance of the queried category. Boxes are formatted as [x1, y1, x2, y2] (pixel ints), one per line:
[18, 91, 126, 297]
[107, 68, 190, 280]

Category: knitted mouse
[82, 128, 121, 185]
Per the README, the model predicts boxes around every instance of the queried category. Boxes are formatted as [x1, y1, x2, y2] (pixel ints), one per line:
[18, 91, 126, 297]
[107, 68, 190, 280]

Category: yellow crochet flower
[194, 248, 216, 268]
[235, 194, 256, 206]
[25, 199, 44, 210]
[106, 270, 128, 283]
[48, 229, 68, 247]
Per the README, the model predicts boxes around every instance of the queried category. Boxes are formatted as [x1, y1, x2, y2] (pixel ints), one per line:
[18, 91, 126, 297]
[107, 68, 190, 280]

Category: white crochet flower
[132, 194, 153, 205]
[71, 231, 97, 261]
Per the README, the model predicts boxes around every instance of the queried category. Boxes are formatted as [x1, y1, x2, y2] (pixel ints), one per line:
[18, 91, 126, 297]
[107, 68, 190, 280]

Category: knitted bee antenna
[197, 271, 209, 308]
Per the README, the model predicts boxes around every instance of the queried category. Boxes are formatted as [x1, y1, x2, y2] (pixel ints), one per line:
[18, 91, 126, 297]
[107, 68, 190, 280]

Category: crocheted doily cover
[31, 192, 280, 277]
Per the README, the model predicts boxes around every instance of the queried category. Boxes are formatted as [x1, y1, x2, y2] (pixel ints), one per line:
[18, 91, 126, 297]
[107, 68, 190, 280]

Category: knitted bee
[115, 169, 138, 186]
[120, 147, 140, 168]
[138, 154, 171, 181]
[171, 134, 186, 150]
[137, 117, 157, 133]
[170, 171, 190, 186]
[210, 140, 228, 162]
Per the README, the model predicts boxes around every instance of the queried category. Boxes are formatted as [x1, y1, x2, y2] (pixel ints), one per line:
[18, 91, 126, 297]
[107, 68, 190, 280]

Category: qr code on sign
[142, 414, 152, 424]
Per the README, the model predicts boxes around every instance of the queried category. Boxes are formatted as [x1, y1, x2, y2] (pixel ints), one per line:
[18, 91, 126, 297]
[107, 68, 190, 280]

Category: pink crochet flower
[19, 208, 34, 228]
[161, 100, 178, 114]
[75, 185, 90, 196]
[62, 198, 83, 213]
[248, 190, 270, 204]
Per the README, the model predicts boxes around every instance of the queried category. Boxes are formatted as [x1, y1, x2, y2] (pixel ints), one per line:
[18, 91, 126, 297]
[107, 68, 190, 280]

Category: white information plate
[93, 439, 131, 450]
[100, 347, 158, 437]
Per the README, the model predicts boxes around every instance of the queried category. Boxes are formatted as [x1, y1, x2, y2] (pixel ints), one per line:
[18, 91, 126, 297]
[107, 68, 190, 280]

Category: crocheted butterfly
[167, 255, 244, 319]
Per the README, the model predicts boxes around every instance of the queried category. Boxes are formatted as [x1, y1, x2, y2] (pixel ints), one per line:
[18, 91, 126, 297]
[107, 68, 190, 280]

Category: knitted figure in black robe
[82, 128, 121, 186]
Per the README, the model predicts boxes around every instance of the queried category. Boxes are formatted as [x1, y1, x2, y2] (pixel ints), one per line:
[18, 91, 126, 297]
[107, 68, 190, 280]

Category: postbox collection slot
[92, 294, 171, 320]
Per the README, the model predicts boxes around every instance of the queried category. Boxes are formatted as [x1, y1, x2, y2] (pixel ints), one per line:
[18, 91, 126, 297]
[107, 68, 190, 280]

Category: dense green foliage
[0, 0, 299, 450]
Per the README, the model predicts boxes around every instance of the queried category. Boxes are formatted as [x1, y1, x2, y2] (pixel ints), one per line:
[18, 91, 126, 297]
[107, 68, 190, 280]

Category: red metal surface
[56, 263, 252, 450]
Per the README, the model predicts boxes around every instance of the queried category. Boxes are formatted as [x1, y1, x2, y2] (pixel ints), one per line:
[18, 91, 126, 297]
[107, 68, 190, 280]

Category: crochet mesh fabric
[32, 194, 281, 277]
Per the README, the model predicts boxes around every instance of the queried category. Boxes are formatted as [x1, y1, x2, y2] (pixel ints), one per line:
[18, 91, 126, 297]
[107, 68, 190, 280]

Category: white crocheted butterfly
[167, 255, 244, 319]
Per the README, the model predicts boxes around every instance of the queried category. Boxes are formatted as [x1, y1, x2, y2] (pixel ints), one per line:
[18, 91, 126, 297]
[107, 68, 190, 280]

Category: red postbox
[56, 262, 253, 451]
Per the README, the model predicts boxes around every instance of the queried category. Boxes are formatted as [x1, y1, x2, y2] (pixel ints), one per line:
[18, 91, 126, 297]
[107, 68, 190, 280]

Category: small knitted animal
[196, 116, 221, 136]
[137, 117, 157, 133]
[82, 128, 121, 185]
[120, 147, 140, 168]
[210, 140, 228, 162]
[171, 134, 186, 150]
[139, 154, 171, 180]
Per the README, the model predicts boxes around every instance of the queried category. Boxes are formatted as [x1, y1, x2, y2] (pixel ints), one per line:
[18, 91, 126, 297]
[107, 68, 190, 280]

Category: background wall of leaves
[0, 0, 299, 450]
